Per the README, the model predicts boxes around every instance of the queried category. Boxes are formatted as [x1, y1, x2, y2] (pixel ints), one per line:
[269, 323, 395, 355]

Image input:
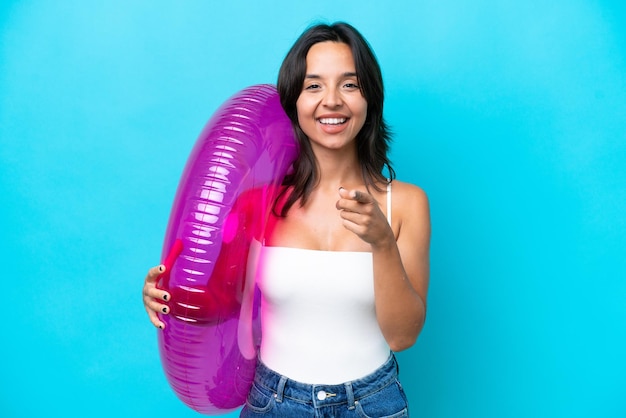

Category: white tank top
[254, 182, 393, 384]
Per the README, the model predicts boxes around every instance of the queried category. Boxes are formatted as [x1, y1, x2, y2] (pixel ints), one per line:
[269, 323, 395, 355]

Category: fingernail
[158, 265, 165, 273]
[339, 186, 344, 191]
[158, 324, 163, 329]
[162, 307, 168, 314]
[163, 294, 169, 301]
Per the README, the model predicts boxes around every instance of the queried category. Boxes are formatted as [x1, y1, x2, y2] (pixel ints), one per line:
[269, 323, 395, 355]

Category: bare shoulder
[235, 184, 284, 209]
[390, 180, 430, 236]
[391, 180, 429, 210]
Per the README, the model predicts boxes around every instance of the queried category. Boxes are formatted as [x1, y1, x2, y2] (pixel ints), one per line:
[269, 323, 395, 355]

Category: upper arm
[229, 185, 281, 241]
[395, 183, 431, 306]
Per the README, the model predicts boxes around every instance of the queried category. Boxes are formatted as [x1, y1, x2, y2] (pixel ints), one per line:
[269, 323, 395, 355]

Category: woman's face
[296, 41, 368, 153]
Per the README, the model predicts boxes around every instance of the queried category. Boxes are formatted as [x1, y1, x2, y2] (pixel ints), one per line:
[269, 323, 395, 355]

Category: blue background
[1, 1, 625, 417]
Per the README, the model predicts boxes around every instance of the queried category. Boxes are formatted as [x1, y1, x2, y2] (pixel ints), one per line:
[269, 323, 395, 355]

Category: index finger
[147, 239, 184, 284]
[145, 265, 165, 283]
[351, 189, 374, 204]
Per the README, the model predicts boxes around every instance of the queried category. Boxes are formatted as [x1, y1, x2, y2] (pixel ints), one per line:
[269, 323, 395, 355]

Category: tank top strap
[386, 179, 392, 225]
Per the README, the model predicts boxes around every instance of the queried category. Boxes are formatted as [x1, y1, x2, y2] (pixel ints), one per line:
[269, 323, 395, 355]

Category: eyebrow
[304, 72, 358, 79]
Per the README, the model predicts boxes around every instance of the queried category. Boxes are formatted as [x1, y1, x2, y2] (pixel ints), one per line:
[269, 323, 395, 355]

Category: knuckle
[146, 299, 158, 311]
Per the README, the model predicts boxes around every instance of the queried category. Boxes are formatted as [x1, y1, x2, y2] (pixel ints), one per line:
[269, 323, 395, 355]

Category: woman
[143, 22, 430, 417]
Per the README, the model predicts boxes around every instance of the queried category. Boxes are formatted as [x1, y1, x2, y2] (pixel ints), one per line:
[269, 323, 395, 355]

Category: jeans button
[317, 390, 327, 400]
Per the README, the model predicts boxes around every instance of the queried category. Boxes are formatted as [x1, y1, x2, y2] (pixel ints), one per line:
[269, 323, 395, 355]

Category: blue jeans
[239, 353, 409, 417]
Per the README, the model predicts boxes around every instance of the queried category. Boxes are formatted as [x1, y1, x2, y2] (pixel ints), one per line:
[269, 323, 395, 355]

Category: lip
[316, 114, 349, 134]
[317, 113, 349, 120]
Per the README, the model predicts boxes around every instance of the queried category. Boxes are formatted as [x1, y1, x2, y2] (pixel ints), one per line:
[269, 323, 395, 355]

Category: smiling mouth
[318, 117, 347, 125]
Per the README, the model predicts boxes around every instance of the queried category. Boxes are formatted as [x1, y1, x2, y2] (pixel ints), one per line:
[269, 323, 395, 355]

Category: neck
[313, 147, 363, 191]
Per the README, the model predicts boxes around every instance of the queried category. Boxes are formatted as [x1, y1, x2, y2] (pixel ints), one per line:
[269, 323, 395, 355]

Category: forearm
[165, 226, 252, 325]
[372, 241, 427, 351]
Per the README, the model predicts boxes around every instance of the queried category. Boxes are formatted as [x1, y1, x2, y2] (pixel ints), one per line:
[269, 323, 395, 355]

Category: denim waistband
[253, 353, 398, 409]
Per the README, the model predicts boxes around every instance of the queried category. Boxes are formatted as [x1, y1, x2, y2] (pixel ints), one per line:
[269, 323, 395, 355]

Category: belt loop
[344, 382, 356, 410]
[275, 376, 287, 403]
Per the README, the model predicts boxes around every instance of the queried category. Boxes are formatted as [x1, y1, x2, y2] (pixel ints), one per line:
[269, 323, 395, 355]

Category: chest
[264, 194, 377, 252]
[257, 245, 375, 308]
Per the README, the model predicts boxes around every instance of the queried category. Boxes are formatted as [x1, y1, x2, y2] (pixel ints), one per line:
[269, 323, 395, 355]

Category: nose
[322, 87, 342, 108]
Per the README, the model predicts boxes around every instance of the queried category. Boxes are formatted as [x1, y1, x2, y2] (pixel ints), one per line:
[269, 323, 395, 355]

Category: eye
[304, 83, 321, 90]
[343, 82, 360, 90]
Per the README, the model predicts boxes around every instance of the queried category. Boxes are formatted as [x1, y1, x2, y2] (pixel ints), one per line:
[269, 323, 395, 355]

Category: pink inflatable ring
[156, 84, 298, 414]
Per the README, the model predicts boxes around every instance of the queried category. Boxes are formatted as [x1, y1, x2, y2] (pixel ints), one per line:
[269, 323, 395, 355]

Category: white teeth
[319, 118, 346, 125]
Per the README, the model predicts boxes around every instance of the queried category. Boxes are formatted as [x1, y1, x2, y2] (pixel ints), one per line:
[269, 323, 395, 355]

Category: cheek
[295, 97, 315, 130]
[356, 102, 368, 129]
[295, 98, 305, 121]
[295, 95, 312, 116]
[359, 99, 368, 118]
[295, 108, 306, 130]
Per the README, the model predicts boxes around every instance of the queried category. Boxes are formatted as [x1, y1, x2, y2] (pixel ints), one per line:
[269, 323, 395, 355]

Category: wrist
[370, 231, 397, 252]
